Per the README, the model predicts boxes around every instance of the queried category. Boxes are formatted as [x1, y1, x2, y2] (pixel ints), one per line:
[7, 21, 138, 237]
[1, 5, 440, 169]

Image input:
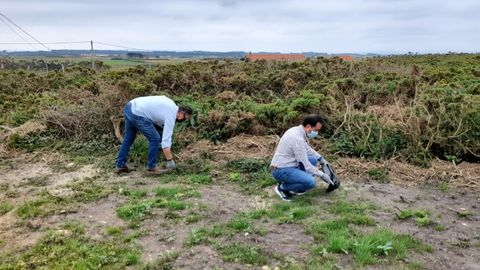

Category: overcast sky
[1, 0, 479, 53]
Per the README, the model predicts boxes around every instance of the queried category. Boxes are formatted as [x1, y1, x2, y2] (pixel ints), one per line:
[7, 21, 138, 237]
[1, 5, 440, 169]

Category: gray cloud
[1, 0, 479, 53]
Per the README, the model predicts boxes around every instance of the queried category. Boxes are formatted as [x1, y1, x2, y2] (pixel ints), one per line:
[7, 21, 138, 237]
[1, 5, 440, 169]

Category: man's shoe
[275, 184, 293, 202]
[115, 166, 134, 174]
[291, 190, 307, 196]
[146, 167, 168, 176]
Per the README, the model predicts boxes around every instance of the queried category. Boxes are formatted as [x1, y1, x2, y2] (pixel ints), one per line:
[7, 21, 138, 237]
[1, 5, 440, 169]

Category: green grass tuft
[219, 243, 269, 265]
[116, 200, 154, 226]
[0, 202, 14, 216]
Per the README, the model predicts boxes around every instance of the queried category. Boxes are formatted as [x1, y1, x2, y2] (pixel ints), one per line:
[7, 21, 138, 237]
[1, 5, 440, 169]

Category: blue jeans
[271, 156, 318, 193]
[116, 103, 162, 169]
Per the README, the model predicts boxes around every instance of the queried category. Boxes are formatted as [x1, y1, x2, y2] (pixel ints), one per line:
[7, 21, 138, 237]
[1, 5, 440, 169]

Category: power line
[94, 41, 151, 52]
[0, 41, 90, 45]
[0, 40, 152, 52]
[0, 16, 38, 50]
[0, 12, 50, 50]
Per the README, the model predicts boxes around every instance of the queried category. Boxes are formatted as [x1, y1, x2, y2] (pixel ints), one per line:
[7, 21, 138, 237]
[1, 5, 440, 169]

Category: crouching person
[115, 95, 192, 175]
[270, 114, 333, 201]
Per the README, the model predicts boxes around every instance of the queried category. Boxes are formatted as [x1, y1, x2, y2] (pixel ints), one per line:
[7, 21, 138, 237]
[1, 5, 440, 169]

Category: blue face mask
[307, 130, 318, 139]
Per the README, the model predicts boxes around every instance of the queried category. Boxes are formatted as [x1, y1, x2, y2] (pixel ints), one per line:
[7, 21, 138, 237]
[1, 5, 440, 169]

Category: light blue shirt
[130, 96, 178, 149]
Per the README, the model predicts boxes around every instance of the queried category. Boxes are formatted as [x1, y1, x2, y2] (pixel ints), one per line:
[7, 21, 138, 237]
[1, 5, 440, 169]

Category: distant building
[338, 55, 353, 61]
[245, 52, 305, 62]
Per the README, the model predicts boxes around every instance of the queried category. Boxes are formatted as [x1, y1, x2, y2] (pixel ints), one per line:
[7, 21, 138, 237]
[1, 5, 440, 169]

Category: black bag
[322, 163, 340, 193]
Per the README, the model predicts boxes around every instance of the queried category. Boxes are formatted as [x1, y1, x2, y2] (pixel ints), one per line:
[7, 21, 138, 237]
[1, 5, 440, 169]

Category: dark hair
[302, 114, 325, 127]
[179, 105, 193, 116]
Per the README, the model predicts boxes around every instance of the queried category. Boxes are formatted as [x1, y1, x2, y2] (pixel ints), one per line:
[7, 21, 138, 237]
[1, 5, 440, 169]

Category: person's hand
[166, 160, 176, 170]
[315, 171, 333, 185]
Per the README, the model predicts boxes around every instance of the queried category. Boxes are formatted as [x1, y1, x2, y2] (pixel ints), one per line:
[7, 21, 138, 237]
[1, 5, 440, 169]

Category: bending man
[115, 95, 192, 175]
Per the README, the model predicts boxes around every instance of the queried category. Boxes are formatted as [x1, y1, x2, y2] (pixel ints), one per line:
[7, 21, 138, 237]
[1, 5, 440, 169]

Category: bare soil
[1, 136, 479, 269]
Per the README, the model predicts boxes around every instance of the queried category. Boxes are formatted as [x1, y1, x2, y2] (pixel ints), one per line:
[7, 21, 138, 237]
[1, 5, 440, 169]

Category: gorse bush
[1, 54, 479, 164]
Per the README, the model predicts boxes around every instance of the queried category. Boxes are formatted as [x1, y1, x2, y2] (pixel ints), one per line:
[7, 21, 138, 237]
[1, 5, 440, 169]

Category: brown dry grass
[337, 157, 480, 190]
[177, 134, 279, 162]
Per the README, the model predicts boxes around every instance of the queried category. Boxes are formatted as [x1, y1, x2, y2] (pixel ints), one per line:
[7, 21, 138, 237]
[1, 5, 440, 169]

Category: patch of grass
[308, 219, 352, 248]
[457, 209, 473, 218]
[329, 200, 375, 215]
[209, 224, 232, 238]
[154, 186, 198, 205]
[367, 168, 389, 183]
[15, 178, 109, 219]
[16, 198, 50, 219]
[227, 167, 276, 195]
[329, 200, 376, 226]
[105, 226, 122, 235]
[251, 226, 268, 236]
[0, 202, 14, 215]
[308, 219, 431, 266]
[226, 215, 252, 231]
[0, 222, 140, 269]
[397, 209, 431, 227]
[414, 216, 431, 227]
[352, 230, 422, 264]
[264, 202, 316, 224]
[67, 177, 110, 203]
[226, 158, 270, 173]
[250, 168, 277, 189]
[219, 243, 269, 265]
[185, 213, 201, 224]
[186, 173, 212, 185]
[150, 186, 198, 214]
[120, 188, 148, 199]
[342, 214, 376, 226]
[184, 228, 212, 247]
[437, 181, 449, 192]
[434, 224, 448, 231]
[155, 187, 183, 199]
[228, 172, 241, 182]
[247, 208, 268, 219]
[398, 209, 429, 219]
[165, 200, 187, 210]
[116, 200, 155, 227]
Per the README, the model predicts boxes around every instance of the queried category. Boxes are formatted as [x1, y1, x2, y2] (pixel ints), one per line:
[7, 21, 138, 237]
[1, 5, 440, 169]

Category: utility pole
[91, 40, 95, 70]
